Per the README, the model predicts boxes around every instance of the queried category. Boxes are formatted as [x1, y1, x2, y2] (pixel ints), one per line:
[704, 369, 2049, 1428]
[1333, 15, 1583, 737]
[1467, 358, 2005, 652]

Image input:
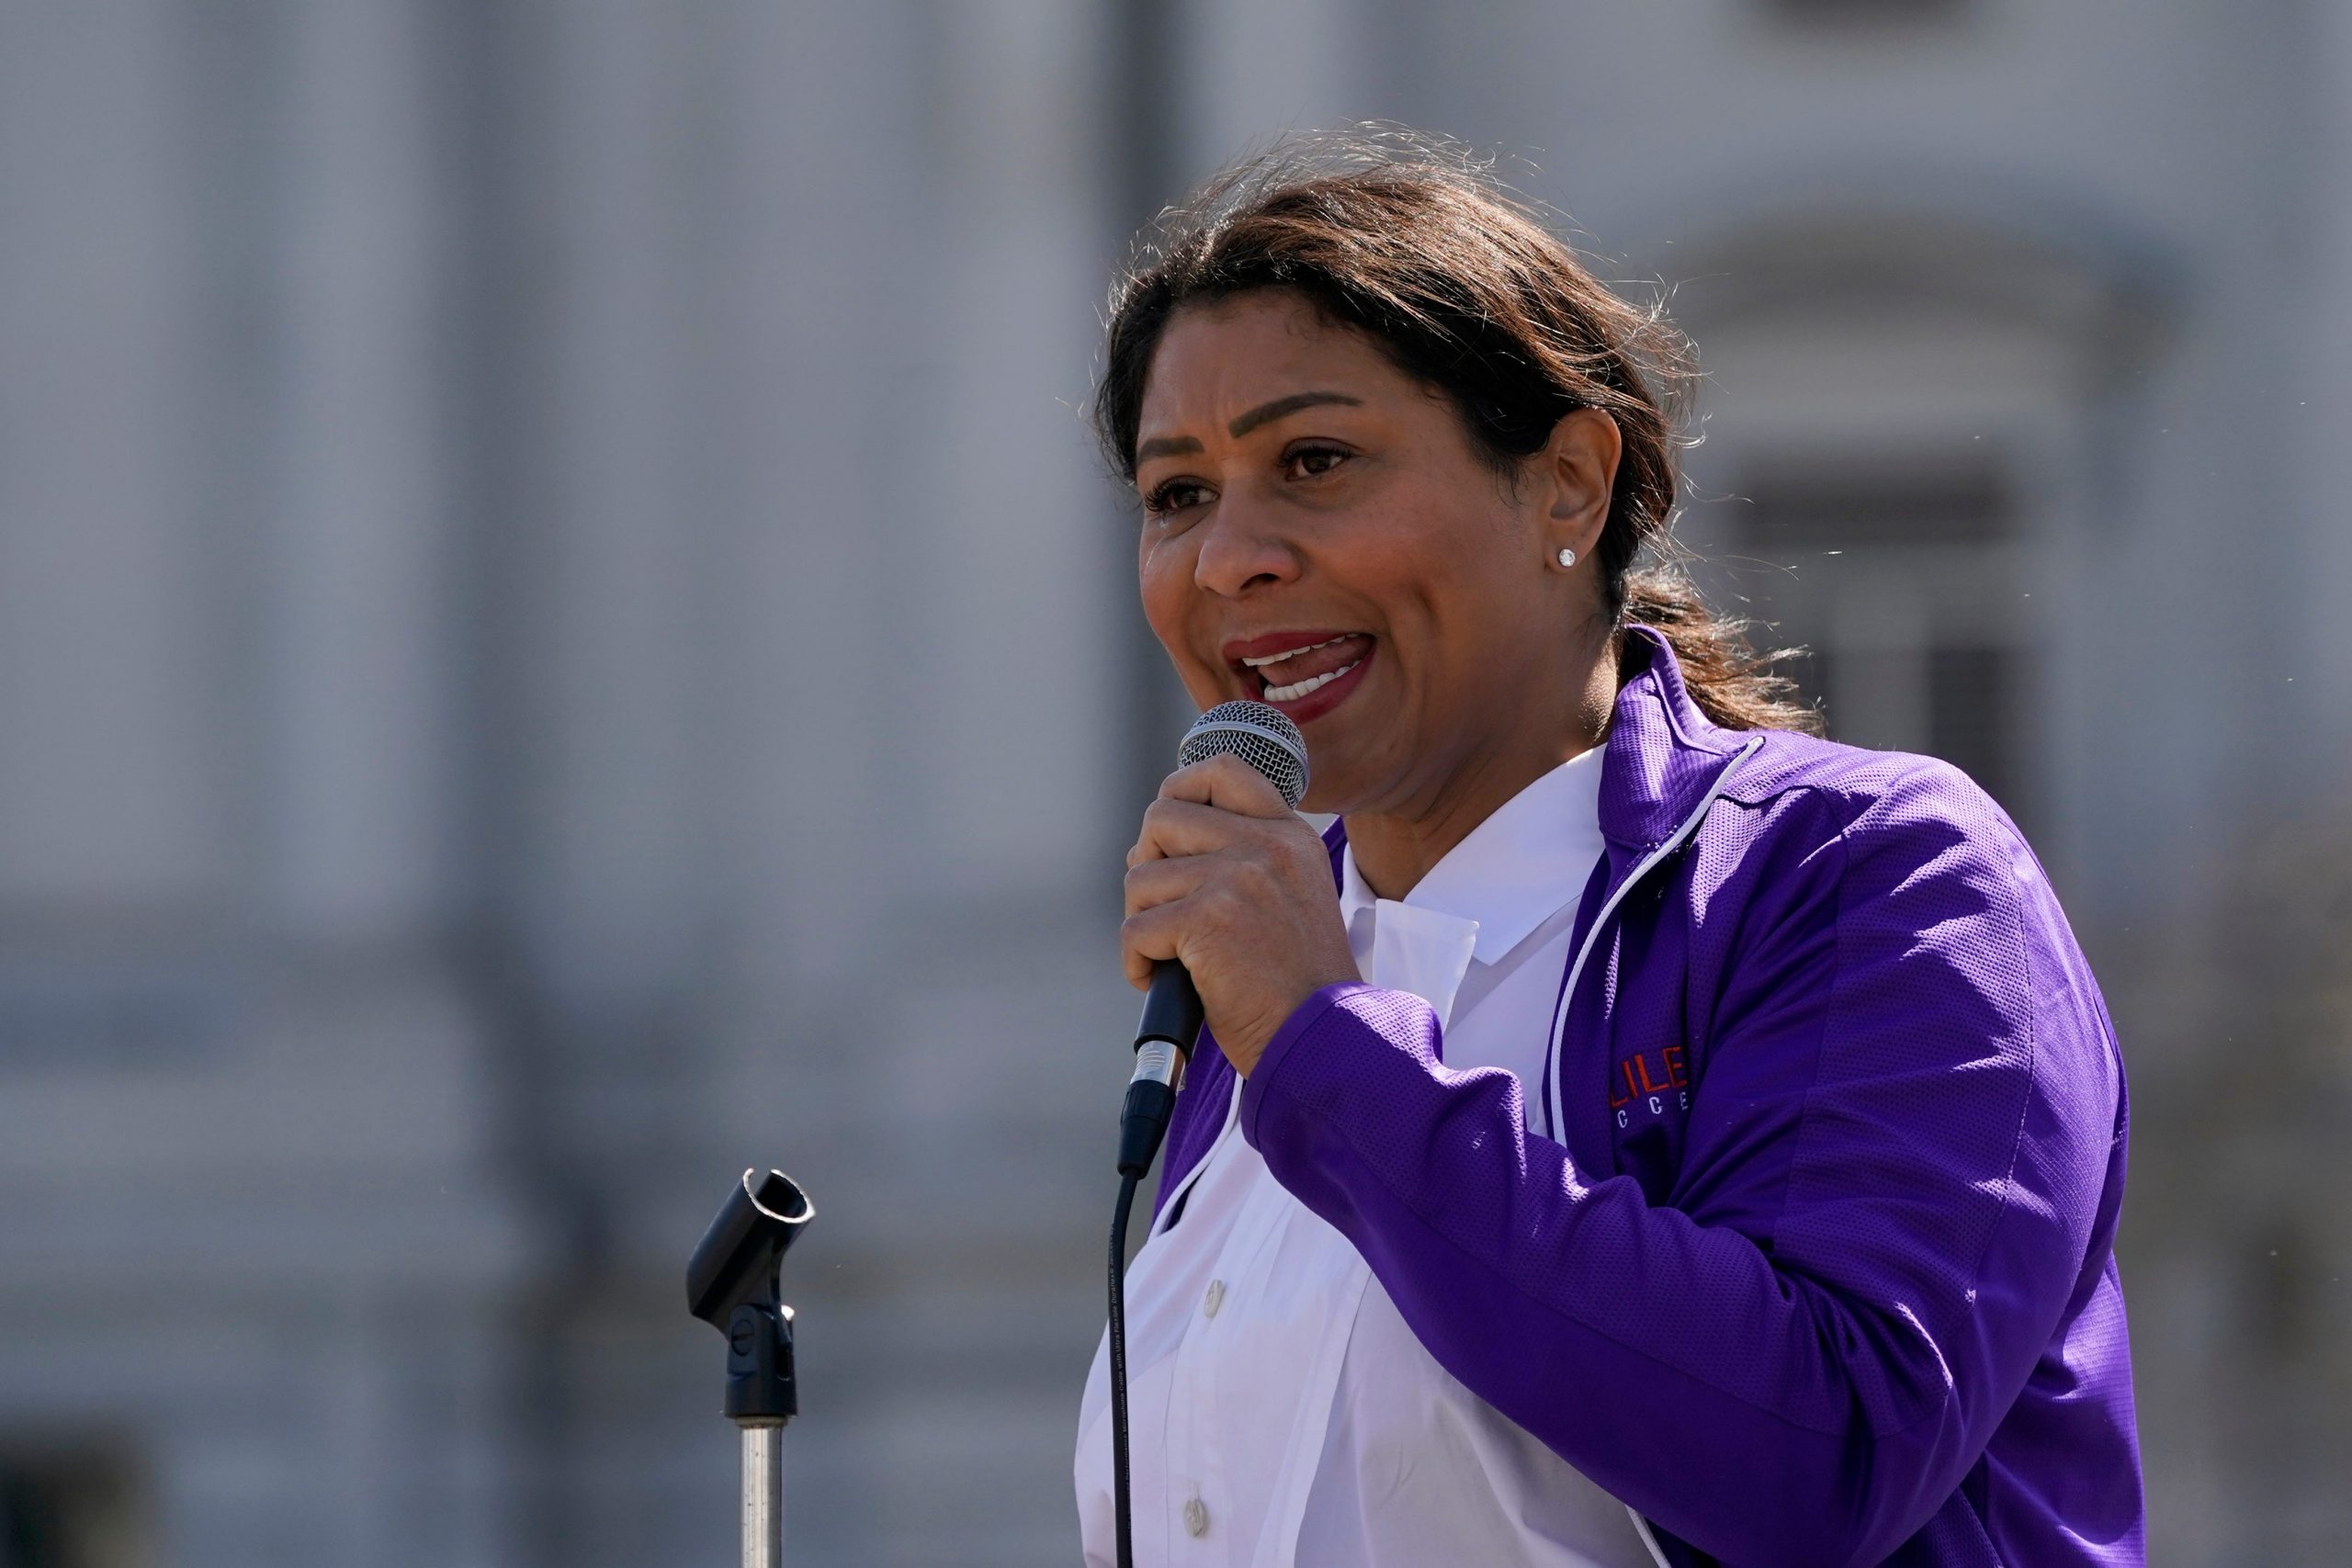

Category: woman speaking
[1072, 133, 2141, 1568]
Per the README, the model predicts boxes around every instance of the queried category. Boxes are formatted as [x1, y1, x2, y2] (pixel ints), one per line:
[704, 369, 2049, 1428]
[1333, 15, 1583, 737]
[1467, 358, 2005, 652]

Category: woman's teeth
[1264, 659, 1361, 703]
[1239, 635, 1353, 669]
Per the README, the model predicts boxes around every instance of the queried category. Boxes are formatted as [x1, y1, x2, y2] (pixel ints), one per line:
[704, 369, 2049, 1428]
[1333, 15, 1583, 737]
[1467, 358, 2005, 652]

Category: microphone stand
[688, 1169, 816, 1568]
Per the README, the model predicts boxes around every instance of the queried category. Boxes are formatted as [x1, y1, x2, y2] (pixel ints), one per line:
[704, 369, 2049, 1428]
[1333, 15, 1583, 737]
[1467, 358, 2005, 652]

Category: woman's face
[1133, 288, 1617, 818]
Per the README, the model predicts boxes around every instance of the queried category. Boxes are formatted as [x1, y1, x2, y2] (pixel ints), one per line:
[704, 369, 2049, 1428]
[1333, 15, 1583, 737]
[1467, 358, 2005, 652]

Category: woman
[1073, 133, 2141, 1568]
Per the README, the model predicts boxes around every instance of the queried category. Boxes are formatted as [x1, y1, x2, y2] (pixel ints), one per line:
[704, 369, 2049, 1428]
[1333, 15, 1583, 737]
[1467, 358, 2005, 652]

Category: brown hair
[1093, 129, 1822, 736]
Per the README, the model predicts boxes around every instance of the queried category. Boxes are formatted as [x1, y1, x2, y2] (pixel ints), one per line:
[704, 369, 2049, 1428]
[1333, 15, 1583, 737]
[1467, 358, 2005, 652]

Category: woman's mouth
[1230, 632, 1376, 721]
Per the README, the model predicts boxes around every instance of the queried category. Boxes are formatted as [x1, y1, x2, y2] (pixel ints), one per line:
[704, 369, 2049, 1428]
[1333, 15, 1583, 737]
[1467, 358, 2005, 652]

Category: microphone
[1115, 700, 1310, 1177]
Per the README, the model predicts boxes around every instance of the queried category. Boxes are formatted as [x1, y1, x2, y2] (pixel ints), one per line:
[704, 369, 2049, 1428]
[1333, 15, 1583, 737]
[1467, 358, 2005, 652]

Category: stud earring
[1555, 547, 1577, 569]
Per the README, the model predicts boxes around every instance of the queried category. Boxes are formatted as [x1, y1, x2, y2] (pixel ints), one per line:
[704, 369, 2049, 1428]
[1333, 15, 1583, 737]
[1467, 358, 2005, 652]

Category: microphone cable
[1108, 1171, 1141, 1568]
[1105, 701, 1308, 1568]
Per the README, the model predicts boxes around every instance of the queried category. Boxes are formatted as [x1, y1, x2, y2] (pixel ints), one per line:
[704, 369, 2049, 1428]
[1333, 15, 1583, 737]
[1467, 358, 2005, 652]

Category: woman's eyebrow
[1135, 433, 1203, 463]
[1228, 389, 1361, 437]
[1135, 390, 1365, 465]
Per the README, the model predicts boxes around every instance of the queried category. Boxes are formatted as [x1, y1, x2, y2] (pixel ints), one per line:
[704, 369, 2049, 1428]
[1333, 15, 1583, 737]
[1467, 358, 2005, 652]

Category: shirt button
[1203, 1280, 1225, 1318]
[1183, 1496, 1210, 1538]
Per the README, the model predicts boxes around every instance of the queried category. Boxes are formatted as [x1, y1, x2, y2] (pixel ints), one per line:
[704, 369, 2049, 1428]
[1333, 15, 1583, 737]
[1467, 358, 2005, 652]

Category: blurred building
[0, 2, 2344, 1565]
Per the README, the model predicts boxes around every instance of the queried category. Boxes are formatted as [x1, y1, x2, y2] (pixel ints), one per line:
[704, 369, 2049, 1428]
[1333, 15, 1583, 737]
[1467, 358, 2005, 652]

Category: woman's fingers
[1119, 853, 1228, 989]
[1123, 848, 1214, 916]
[1125, 753, 1299, 866]
[1126, 796, 1277, 867]
[1156, 751, 1294, 818]
[1119, 898, 1178, 990]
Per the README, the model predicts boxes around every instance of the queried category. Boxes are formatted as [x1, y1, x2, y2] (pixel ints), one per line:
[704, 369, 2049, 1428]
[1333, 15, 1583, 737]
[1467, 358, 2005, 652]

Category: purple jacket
[1154, 624, 2143, 1567]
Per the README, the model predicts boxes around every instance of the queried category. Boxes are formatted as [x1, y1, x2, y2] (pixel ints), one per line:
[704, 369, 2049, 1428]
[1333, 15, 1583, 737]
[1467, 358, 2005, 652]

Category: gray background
[0, 1, 2345, 1563]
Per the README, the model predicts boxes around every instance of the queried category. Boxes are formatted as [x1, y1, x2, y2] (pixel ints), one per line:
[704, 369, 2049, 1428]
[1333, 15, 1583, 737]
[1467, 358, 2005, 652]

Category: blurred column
[266, 0, 458, 944]
[2300, 2, 2352, 777]
[502, 0, 713, 1029]
[1172, 0, 1372, 177]
[701, 0, 913, 1006]
[261, 9, 525, 1566]
[898, 0, 1125, 905]
[707, 0, 1127, 987]
[0, 1, 229, 914]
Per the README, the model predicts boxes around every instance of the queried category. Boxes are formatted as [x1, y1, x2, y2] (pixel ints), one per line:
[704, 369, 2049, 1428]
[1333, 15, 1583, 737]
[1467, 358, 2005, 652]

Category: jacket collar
[1594, 622, 1746, 850]
[1319, 622, 1746, 864]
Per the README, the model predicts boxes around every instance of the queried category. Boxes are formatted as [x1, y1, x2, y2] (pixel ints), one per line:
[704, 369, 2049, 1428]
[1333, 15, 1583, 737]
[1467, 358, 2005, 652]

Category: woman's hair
[1092, 129, 1823, 736]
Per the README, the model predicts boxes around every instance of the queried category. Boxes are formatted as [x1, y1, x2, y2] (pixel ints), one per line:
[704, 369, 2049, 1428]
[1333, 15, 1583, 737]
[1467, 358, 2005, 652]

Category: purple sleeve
[1238, 771, 2120, 1568]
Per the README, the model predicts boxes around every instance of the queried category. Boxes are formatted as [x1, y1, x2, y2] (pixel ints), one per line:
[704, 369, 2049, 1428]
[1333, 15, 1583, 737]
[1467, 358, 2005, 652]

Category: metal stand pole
[742, 1424, 783, 1568]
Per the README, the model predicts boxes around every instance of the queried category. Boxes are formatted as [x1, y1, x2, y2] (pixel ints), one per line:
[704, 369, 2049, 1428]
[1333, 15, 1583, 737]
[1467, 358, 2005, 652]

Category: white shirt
[1076, 747, 1660, 1568]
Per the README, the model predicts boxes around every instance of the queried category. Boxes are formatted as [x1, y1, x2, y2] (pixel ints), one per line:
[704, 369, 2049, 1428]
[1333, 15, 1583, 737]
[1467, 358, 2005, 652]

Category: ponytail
[1619, 569, 1822, 735]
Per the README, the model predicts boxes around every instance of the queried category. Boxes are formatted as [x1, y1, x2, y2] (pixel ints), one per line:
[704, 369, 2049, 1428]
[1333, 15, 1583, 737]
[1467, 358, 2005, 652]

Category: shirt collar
[1338, 743, 1606, 966]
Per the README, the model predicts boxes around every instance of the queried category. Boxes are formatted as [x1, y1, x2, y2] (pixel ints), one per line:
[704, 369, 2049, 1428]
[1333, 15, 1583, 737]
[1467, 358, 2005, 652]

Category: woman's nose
[1191, 500, 1300, 598]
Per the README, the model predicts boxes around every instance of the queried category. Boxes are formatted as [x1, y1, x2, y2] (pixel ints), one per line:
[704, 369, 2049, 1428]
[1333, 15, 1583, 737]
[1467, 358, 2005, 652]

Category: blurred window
[1728, 451, 2030, 821]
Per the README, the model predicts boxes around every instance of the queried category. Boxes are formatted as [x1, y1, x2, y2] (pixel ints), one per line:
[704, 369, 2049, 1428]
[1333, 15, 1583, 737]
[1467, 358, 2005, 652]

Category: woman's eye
[1143, 478, 1208, 517]
[1285, 444, 1351, 479]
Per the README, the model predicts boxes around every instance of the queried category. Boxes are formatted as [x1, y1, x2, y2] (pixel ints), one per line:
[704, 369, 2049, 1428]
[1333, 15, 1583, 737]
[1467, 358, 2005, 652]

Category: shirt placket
[1158, 1096, 1261, 1564]
[1193, 1140, 1316, 1565]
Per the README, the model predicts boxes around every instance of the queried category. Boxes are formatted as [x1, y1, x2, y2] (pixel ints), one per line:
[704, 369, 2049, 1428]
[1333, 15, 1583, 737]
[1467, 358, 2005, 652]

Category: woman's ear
[1541, 408, 1623, 559]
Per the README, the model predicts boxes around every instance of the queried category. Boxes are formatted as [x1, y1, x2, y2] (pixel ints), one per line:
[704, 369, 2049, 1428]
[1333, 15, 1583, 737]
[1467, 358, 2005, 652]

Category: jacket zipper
[1542, 736, 1766, 1147]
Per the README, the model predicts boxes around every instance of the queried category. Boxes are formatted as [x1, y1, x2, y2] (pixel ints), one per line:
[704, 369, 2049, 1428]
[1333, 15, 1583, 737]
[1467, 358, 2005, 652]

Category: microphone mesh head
[1178, 701, 1310, 808]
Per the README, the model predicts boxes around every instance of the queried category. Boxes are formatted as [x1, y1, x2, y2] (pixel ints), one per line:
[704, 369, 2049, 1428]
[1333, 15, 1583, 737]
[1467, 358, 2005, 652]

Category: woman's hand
[1122, 751, 1361, 1077]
